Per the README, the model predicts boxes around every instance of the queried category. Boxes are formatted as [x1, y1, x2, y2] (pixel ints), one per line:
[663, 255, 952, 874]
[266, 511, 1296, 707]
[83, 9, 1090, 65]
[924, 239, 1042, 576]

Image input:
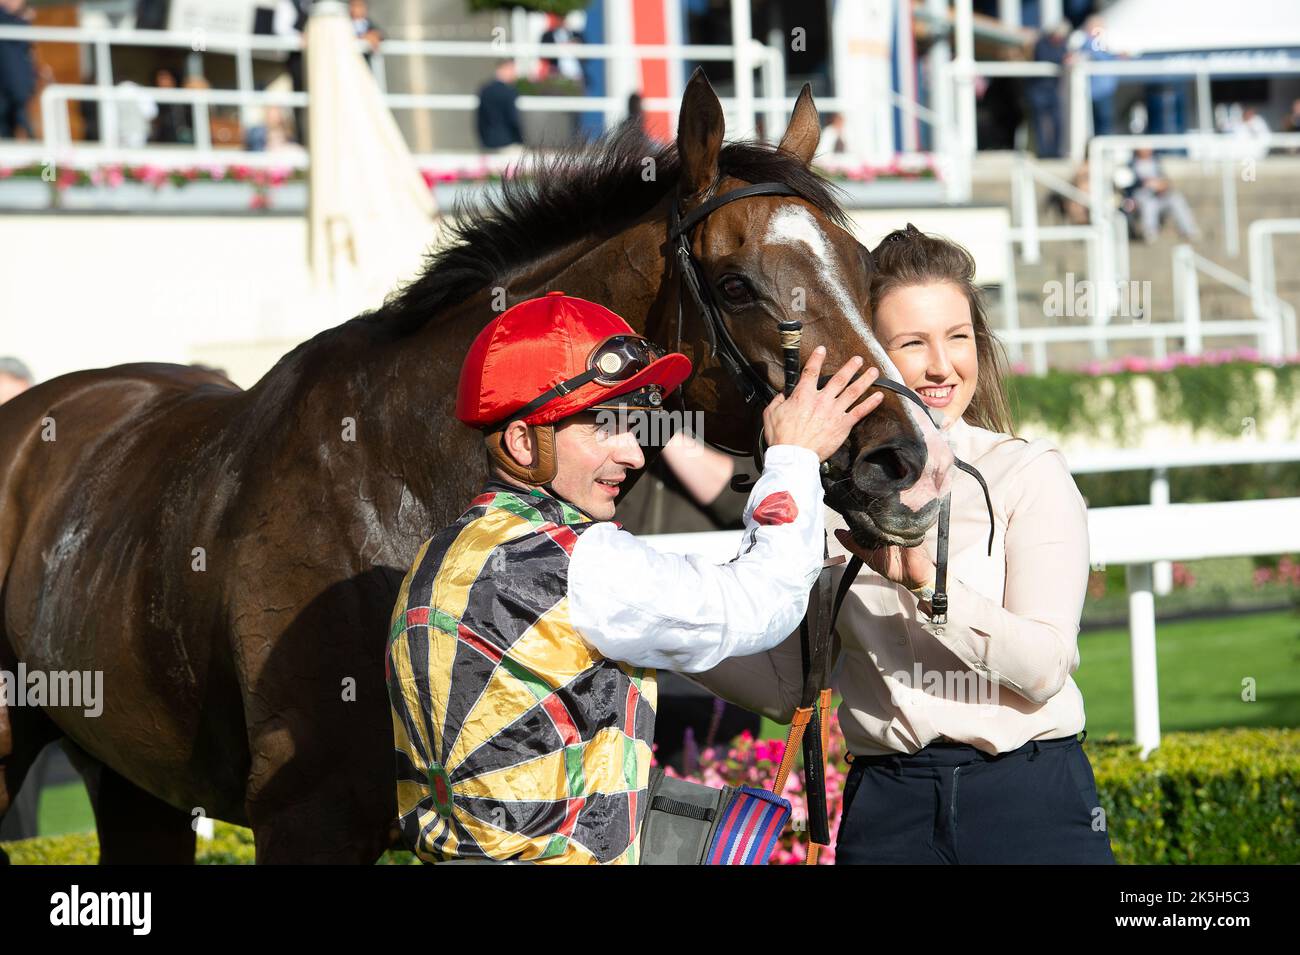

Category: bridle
[665, 181, 998, 861]
[665, 181, 996, 627]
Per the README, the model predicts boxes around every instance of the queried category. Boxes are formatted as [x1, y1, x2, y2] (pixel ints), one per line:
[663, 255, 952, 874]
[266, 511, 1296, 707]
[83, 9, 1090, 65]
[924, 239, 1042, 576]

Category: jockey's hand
[762, 346, 883, 463]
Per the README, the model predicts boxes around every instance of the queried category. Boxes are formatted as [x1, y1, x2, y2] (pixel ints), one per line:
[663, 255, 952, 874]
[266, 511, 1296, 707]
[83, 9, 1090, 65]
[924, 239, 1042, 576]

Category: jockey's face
[551, 411, 645, 520]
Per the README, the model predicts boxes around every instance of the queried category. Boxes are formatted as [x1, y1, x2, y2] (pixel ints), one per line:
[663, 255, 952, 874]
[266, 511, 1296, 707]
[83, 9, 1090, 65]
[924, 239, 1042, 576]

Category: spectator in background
[1282, 98, 1300, 156]
[115, 80, 158, 149]
[1026, 21, 1069, 159]
[150, 67, 192, 144]
[1129, 147, 1200, 244]
[821, 113, 849, 154]
[617, 91, 646, 139]
[0, 356, 33, 404]
[0, 0, 36, 140]
[349, 0, 383, 62]
[539, 12, 588, 144]
[1068, 15, 1121, 138]
[1282, 98, 1300, 134]
[476, 59, 523, 155]
[539, 12, 586, 86]
[1236, 106, 1271, 157]
[273, 0, 309, 144]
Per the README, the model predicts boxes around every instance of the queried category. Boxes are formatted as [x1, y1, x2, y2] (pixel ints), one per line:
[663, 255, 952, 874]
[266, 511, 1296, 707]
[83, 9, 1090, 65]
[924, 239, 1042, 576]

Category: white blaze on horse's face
[764, 205, 955, 511]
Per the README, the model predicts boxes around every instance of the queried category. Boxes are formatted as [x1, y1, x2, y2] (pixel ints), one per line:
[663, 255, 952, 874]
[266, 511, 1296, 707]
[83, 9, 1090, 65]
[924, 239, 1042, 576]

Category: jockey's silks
[386, 481, 656, 864]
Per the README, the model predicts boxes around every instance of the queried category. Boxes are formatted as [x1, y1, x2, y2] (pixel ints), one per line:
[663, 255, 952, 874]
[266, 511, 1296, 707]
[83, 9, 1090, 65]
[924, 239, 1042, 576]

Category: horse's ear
[777, 83, 820, 165]
[676, 67, 723, 205]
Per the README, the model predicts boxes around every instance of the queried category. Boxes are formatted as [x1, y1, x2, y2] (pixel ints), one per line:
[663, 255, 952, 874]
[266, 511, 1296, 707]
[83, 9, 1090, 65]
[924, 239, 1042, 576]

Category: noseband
[665, 181, 995, 628]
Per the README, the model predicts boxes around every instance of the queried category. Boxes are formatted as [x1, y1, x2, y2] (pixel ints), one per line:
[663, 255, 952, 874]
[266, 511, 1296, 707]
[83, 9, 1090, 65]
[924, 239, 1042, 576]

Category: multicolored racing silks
[386, 481, 657, 864]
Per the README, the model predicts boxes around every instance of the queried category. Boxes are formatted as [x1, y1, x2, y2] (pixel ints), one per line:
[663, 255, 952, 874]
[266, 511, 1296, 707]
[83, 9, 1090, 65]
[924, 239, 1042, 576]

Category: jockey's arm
[567, 444, 823, 675]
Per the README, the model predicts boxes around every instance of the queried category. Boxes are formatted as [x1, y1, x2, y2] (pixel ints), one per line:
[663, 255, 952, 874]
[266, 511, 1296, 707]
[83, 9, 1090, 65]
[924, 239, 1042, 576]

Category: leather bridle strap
[667, 182, 800, 419]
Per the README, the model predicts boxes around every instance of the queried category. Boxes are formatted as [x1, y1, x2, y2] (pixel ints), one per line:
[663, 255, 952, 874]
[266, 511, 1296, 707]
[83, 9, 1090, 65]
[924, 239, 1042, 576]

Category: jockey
[385, 291, 879, 864]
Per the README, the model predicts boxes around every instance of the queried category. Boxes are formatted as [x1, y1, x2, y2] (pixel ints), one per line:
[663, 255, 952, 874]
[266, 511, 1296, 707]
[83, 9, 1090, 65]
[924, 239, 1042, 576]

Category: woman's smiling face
[873, 281, 978, 427]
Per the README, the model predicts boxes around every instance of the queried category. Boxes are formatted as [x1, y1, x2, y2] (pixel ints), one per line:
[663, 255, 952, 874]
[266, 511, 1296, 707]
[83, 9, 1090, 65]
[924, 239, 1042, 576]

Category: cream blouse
[686, 416, 1092, 757]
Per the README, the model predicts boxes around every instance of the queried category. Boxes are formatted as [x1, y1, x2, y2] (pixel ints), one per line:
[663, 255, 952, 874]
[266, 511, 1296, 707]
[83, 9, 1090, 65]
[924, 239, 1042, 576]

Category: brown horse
[0, 71, 953, 863]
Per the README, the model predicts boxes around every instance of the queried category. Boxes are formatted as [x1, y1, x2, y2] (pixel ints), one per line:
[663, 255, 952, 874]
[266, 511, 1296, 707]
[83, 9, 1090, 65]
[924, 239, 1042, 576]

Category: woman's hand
[833, 528, 937, 592]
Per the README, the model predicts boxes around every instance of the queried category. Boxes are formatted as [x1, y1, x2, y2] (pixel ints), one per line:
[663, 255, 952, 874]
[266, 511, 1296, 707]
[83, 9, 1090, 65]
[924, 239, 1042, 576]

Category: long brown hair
[869, 224, 1018, 437]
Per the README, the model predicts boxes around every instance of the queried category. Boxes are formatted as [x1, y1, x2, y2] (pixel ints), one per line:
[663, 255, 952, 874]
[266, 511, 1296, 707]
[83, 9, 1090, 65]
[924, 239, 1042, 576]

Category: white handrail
[0, 22, 956, 197]
[1086, 133, 1300, 351]
[1248, 220, 1300, 359]
[0, 23, 783, 154]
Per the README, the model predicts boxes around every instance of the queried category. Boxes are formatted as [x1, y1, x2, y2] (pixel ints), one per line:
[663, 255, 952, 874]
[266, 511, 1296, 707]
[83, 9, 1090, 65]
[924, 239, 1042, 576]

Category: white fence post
[1126, 562, 1161, 760]
[1222, 159, 1239, 259]
[1151, 468, 1172, 596]
[95, 38, 116, 148]
[1018, 155, 1041, 265]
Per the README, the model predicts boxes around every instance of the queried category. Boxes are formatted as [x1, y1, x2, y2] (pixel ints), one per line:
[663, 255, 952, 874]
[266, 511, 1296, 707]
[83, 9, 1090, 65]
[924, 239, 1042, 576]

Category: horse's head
[666, 70, 954, 548]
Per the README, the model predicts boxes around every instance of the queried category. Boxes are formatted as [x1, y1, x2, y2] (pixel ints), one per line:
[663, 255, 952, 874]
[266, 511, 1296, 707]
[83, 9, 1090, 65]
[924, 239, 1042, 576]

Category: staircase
[969, 153, 1300, 370]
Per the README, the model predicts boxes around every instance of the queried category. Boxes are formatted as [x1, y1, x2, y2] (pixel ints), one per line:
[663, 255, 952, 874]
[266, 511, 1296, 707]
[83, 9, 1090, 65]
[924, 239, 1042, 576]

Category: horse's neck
[242, 204, 675, 550]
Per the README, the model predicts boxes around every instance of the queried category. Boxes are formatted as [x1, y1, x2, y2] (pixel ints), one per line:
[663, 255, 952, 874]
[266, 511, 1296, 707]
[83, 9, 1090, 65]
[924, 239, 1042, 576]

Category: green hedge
[1008, 360, 1300, 443]
[1086, 728, 1299, 864]
[0, 822, 420, 865]
[468, 0, 588, 14]
[4, 728, 1295, 864]
[5, 732, 1294, 867]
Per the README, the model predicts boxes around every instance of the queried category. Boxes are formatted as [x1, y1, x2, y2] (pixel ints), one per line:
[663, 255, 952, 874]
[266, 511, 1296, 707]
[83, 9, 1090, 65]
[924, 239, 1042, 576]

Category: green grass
[32, 610, 1300, 838]
[37, 778, 95, 837]
[1072, 610, 1300, 735]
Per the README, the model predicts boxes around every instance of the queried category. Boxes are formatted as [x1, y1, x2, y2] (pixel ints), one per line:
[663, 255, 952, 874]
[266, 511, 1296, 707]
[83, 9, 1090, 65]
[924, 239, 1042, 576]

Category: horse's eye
[718, 274, 753, 304]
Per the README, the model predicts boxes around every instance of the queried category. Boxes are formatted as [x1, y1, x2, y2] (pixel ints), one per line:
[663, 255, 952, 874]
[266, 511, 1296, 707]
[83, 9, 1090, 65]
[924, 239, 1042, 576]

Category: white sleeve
[568, 444, 825, 673]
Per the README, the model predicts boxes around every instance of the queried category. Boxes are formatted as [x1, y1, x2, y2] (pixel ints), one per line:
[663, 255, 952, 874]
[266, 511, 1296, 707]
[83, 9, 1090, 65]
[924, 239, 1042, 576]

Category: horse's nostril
[866, 447, 907, 483]
[854, 441, 924, 493]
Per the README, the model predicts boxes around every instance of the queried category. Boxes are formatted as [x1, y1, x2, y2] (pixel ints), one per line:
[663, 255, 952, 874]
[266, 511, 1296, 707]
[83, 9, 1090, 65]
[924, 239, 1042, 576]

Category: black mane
[373, 122, 850, 335]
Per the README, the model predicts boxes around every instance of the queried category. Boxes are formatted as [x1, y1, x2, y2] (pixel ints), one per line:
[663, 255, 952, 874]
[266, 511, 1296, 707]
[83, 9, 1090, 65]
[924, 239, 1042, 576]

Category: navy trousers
[836, 732, 1116, 864]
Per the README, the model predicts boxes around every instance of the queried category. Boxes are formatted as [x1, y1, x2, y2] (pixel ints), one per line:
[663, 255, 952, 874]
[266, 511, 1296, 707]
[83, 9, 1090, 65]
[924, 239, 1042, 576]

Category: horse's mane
[370, 122, 851, 337]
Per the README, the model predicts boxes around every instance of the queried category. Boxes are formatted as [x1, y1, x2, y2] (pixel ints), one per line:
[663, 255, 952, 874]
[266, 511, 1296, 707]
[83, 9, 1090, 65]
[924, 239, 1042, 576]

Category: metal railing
[1002, 153, 1114, 366]
[1249, 219, 1300, 359]
[0, 22, 956, 196]
[1088, 132, 1300, 334]
[0, 23, 788, 154]
[1172, 244, 1297, 360]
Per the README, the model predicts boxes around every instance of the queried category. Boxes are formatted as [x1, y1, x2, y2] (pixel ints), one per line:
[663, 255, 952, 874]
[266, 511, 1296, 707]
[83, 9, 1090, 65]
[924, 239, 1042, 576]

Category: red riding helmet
[457, 292, 692, 484]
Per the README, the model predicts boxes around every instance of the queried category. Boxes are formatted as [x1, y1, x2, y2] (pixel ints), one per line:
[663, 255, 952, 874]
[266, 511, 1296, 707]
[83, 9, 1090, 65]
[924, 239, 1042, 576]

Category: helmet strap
[484, 423, 558, 485]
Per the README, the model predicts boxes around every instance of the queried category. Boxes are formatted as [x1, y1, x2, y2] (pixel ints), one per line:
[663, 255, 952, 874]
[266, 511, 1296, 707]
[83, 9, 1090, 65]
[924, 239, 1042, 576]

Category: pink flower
[105, 166, 125, 188]
[1253, 566, 1274, 588]
[250, 192, 270, 210]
